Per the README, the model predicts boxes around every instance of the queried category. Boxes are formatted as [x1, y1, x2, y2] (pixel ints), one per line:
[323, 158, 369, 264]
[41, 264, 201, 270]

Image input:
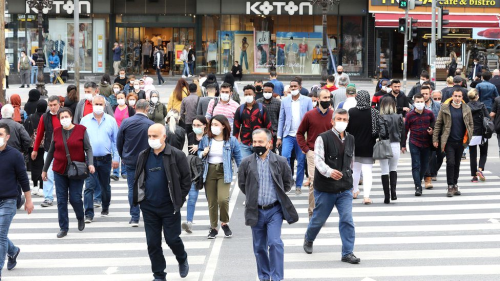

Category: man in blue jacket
[476, 71, 500, 113]
[48, 50, 60, 83]
[117, 100, 154, 227]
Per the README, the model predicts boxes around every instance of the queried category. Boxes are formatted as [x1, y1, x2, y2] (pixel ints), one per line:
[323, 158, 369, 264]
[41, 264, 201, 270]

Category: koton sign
[246, 1, 313, 15]
[26, 0, 91, 14]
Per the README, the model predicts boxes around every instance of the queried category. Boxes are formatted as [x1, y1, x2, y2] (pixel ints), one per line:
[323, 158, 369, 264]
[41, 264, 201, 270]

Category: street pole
[430, 0, 437, 83]
[321, 2, 328, 83]
[74, 0, 80, 93]
[403, 6, 409, 93]
[36, 7, 46, 96]
[0, 0, 5, 104]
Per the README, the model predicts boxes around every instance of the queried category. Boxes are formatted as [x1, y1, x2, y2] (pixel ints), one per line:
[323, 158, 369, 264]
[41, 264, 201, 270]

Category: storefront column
[196, 16, 203, 74]
[109, 15, 117, 75]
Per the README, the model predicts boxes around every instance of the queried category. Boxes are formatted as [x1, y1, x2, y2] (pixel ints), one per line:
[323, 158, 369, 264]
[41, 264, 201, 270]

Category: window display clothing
[312, 45, 322, 63]
[240, 42, 249, 70]
[222, 38, 231, 68]
[287, 42, 298, 70]
[299, 44, 308, 57]
[277, 44, 285, 66]
[142, 41, 152, 70]
[55, 40, 65, 68]
[207, 42, 217, 62]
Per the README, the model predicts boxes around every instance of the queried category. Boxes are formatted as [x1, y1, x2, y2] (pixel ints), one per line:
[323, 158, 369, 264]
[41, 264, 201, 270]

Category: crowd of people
[1, 65, 500, 281]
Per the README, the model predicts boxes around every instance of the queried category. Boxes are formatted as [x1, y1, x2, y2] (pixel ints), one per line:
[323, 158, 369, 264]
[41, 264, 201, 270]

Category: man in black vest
[303, 108, 360, 264]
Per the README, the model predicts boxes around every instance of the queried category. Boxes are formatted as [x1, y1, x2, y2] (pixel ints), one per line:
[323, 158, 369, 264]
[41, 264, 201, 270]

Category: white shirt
[342, 97, 357, 111]
[289, 96, 302, 137]
[208, 139, 224, 164]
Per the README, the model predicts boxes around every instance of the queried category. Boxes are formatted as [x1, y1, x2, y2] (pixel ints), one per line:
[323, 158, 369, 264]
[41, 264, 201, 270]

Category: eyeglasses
[433, 98, 442, 101]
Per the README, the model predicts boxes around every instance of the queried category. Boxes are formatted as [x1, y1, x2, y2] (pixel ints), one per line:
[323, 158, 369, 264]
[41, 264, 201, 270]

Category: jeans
[0, 199, 19, 277]
[240, 51, 248, 70]
[84, 155, 112, 218]
[43, 153, 55, 201]
[426, 150, 445, 178]
[251, 204, 284, 281]
[140, 200, 187, 280]
[112, 158, 127, 178]
[31, 65, 38, 85]
[239, 142, 254, 159]
[189, 62, 195, 76]
[156, 67, 165, 84]
[125, 165, 141, 221]
[469, 142, 488, 176]
[182, 61, 190, 77]
[49, 67, 56, 83]
[445, 142, 465, 185]
[54, 173, 84, 231]
[223, 49, 230, 67]
[409, 142, 431, 187]
[281, 136, 305, 188]
[305, 189, 355, 257]
[85, 172, 101, 205]
[186, 184, 199, 222]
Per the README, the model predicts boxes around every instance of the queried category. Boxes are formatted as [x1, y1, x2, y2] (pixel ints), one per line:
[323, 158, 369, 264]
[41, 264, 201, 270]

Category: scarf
[148, 100, 157, 115]
[10, 94, 22, 123]
[355, 90, 380, 136]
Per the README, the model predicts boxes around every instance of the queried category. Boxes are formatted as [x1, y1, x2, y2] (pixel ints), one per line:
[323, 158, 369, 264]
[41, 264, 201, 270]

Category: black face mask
[255, 86, 262, 92]
[320, 101, 331, 110]
[337, 71, 343, 75]
[253, 146, 268, 156]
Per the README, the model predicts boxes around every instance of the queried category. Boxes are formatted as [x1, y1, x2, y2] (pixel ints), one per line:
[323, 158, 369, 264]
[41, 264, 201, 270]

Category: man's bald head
[148, 123, 167, 151]
[337, 65, 344, 72]
[493, 69, 500, 77]
[149, 123, 166, 137]
[92, 95, 105, 105]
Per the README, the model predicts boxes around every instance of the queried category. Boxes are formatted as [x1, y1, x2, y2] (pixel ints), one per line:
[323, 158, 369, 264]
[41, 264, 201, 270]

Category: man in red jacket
[296, 89, 333, 219]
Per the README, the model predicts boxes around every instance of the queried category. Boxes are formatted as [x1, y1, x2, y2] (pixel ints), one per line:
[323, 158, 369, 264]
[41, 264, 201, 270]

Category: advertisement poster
[217, 31, 235, 73]
[254, 31, 270, 73]
[175, 44, 185, 65]
[67, 23, 93, 72]
[473, 28, 500, 39]
[97, 35, 104, 72]
[234, 31, 254, 74]
[275, 32, 321, 74]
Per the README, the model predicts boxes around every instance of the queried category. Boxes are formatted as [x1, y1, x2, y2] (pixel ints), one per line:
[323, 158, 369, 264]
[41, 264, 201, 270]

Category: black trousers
[140, 200, 187, 280]
[426, 150, 445, 177]
[156, 67, 165, 84]
[469, 141, 488, 176]
[185, 124, 193, 136]
[445, 141, 465, 186]
[143, 55, 150, 69]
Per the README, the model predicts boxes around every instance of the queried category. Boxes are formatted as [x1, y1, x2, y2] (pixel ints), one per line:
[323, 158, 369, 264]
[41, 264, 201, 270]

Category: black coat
[468, 101, 490, 136]
[238, 152, 299, 227]
[346, 108, 377, 158]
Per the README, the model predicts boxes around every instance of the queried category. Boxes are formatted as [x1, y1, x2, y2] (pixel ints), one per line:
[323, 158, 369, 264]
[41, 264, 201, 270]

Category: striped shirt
[205, 99, 239, 132]
[256, 153, 278, 206]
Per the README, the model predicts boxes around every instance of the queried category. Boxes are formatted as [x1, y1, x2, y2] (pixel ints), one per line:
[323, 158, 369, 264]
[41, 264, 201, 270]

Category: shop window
[341, 16, 364, 76]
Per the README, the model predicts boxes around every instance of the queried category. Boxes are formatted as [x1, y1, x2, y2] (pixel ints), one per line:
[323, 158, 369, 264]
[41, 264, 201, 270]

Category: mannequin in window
[240, 37, 249, 73]
[286, 36, 298, 74]
[55, 34, 65, 69]
[277, 38, 285, 73]
[257, 45, 267, 66]
[142, 38, 152, 73]
[221, 34, 232, 73]
[312, 44, 322, 64]
[299, 38, 308, 74]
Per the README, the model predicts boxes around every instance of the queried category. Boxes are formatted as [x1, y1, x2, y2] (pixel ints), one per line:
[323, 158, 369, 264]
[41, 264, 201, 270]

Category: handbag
[373, 138, 393, 160]
[62, 129, 89, 180]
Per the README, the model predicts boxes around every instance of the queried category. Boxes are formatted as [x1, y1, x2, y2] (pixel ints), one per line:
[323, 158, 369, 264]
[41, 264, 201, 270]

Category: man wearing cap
[336, 84, 357, 111]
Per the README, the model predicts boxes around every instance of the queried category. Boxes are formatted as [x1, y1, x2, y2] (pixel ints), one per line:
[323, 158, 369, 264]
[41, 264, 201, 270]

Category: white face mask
[335, 121, 348, 133]
[140, 85, 145, 90]
[211, 126, 222, 136]
[85, 94, 93, 101]
[120, 75, 125, 79]
[433, 100, 441, 105]
[220, 93, 230, 102]
[60, 117, 72, 128]
[148, 138, 163, 150]
[134, 85, 140, 90]
[151, 97, 159, 104]
[386, 87, 392, 94]
[291, 90, 300, 96]
[128, 100, 136, 106]
[117, 99, 126, 106]
[414, 102, 425, 111]
[312, 101, 317, 107]
[113, 88, 120, 94]
[453, 100, 462, 106]
[245, 95, 254, 104]
[420, 80, 426, 85]
[474, 62, 478, 65]
[93, 105, 104, 115]
[263, 92, 273, 100]
[0, 137, 5, 148]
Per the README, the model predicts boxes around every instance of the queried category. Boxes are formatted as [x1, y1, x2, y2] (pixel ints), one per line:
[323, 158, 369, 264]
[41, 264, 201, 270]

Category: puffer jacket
[468, 101, 490, 136]
[433, 99, 474, 151]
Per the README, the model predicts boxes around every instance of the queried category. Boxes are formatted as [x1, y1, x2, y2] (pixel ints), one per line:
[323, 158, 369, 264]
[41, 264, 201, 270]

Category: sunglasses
[433, 98, 442, 101]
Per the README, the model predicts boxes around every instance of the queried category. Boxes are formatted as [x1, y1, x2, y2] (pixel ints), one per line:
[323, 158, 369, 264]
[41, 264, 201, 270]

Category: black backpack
[480, 108, 495, 139]
[187, 155, 205, 190]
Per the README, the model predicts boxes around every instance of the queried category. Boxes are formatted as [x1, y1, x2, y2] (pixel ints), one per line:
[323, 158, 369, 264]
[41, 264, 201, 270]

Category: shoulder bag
[62, 129, 90, 180]
[373, 119, 393, 160]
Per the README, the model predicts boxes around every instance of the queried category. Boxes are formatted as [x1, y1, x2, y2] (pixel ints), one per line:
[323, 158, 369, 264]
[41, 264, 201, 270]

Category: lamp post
[310, 0, 340, 83]
[27, 0, 53, 96]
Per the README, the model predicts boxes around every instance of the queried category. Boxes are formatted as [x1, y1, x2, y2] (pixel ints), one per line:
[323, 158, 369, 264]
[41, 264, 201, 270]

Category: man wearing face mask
[74, 82, 114, 124]
[80, 95, 120, 222]
[296, 89, 334, 220]
[303, 108, 360, 264]
[468, 57, 483, 81]
[257, 82, 281, 152]
[234, 85, 272, 158]
[134, 124, 191, 281]
[371, 79, 390, 110]
[205, 83, 240, 133]
[277, 80, 313, 195]
[407, 71, 436, 102]
[334, 65, 350, 88]
[114, 69, 128, 87]
[238, 128, 298, 281]
[433, 89, 473, 197]
[254, 80, 264, 101]
[420, 86, 441, 189]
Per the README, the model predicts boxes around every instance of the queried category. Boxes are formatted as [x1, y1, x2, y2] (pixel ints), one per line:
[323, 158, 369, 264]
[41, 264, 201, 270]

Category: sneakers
[101, 210, 109, 217]
[303, 239, 313, 254]
[94, 201, 102, 208]
[207, 228, 218, 239]
[476, 170, 486, 181]
[295, 188, 302, 195]
[85, 216, 93, 223]
[182, 75, 187, 78]
[182, 222, 193, 234]
[341, 253, 361, 264]
[110, 175, 119, 181]
[129, 220, 139, 227]
[471, 176, 479, 183]
[41, 199, 53, 207]
[447, 185, 454, 197]
[453, 184, 461, 196]
[31, 187, 39, 196]
[7, 248, 20, 270]
[121, 174, 127, 179]
[221, 224, 232, 238]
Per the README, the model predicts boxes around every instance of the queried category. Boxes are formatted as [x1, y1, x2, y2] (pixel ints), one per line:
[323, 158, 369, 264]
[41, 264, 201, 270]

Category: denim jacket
[198, 135, 242, 183]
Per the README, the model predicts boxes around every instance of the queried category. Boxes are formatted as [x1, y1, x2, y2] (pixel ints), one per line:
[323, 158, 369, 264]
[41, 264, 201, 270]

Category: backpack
[480, 109, 495, 139]
[239, 102, 263, 118]
[187, 155, 205, 190]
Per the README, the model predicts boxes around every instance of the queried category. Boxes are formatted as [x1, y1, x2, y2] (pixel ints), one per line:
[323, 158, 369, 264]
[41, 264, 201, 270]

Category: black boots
[381, 175, 390, 204]
[389, 171, 398, 200]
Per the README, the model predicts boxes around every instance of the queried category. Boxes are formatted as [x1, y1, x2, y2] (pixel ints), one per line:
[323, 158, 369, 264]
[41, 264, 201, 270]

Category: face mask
[337, 71, 343, 75]
[474, 62, 478, 65]
[93, 105, 104, 115]
[193, 127, 204, 135]
[291, 90, 300, 96]
[151, 97, 159, 104]
[420, 80, 426, 85]
[453, 101, 462, 106]
[117, 99, 126, 106]
[211, 126, 222, 136]
[312, 101, 317, 107]
[245, 95, 254, 104]
[148, 138, 163, 150]
[220, 93, 230, 102]
[140, 85, 145, 90]
[382, 86, 388, 92]
[0, 137, 5, 147]
[414, 103, 425, 111]
[120, 75, 125, 79]
[128, 100, 136, 106]
[386, 87, 392, 94]
[60, 118, 72, 128]
[113, 88, 120, 94]
[320, 101, 331, 109]
[263, 92, 273, 100]
[335, 121, 348, 133]
[134, 85, 140, 90]
[433, 100, 441, 105]
[253, 146, 268, 156]
[85, 94, 93, 101]
[255, 86, 262, 92]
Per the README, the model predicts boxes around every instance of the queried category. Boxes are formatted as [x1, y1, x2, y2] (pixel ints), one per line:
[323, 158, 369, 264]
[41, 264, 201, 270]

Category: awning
[374, 13, 500, 28]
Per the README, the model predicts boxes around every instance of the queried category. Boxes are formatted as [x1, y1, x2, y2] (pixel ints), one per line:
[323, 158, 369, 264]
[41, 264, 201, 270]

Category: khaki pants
[205, 164, 231, 228]
[113, 61, 121, 76]
[306, 150, 316, 217]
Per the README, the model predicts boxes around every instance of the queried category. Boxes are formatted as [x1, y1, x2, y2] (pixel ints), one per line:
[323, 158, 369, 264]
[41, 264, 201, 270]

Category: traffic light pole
[403, 7, 409, 93]
[430, 0, 437, 83]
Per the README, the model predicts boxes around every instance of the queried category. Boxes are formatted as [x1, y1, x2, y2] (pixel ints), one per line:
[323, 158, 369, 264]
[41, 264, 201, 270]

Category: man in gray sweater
[180, 83, 201, 135]
[196, 83, 216, 117]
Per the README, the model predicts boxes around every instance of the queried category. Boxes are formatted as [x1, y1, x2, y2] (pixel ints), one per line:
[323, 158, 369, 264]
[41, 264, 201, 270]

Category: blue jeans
[409, 142, 431, 188]
[281, 136, 305, 188]
[182, 61, 190, 76]
[112, 158, 127, 177]
[0, 199, 19, 277]
[125, 164, 140, 221]
[156, 67, 164, 84]
[251, 204, 284, 281]
[223, 49, 230, 67]
[239, 143, 254, 159]
[85, 174, 101, 204]
[31, 65, 38, 84]
[306, 189, 355, 257]
[186, 184, 199, 222]
[84, 155, 112, 218]
[240, 51, 248, 70]
[54, 173, 84, 231]
[189, 62, 195, 75]
[43, 153, 55, 201]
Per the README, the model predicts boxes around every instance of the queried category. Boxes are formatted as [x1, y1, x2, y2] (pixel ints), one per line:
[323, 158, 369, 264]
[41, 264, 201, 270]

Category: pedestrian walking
[114, 69, 128, 87]
[153, 46, 165, 85]
[491, 96, 500, 156]
[467, 89, 490, 182]
[167, 79, 189, 114]
[181, 46, 190, 78]
[133, 124, 191, 281]
[303, 108, 360, 264]
[197, 83, 217, 116]
[476, 71, 500, 113]
[332, 77, 349, 109]
[147, 90, 168, 125]
[41, 108, 94, 238]
[238, 128, 299, 281]
[408, 71, 435, 101]
[24, 89, 41, 116]
[334, 65, 350, 88]
[112, 42, 122, 76]
[48, 51, 60, 83]
[385, 79, 411, 117]
[269, 71, 284, 97]
[9, 94, 27, 124]
[420, 86, 441, 189]
[337, 84, 357, 111]
[165, 109, 186, 150]
[111, 92, 135, 181]
[64, 85, 79, 116]
[98, 74, 113, 100]
[4, 56, 10, 89]
[257, 82, 281, 152]
[74, 82, 114, 124]
[180, 83, 201, 135]
[117, 100, 154, 227]
[322, 75, 338, 92]
[18, 51, 31, 88]
[126, 92, 138, 110]
[198, 115, 242, 239]
[80, 95, 119, 222]
[205, 83, 240, 132]
[433, 88, 473, 197]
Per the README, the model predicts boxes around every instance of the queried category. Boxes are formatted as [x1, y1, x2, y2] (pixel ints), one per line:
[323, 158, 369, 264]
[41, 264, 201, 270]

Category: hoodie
[144, 77, 156, 100]
[24, 89, 41, 116]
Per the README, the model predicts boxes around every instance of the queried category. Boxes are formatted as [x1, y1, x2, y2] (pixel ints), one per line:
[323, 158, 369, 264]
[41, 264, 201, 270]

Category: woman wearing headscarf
[24, 89, 41, 116]
[144, 77, 156, 100]
[202, 73, 219, 95]
[10, 94, 27, 123]
[147, 90, 168, 125]
[24, 99, 48, 196]
[346, 90, 386, 205]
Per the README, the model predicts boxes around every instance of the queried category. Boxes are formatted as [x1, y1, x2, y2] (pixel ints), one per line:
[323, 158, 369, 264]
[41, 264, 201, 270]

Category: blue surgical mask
[193, 127, 204, 135]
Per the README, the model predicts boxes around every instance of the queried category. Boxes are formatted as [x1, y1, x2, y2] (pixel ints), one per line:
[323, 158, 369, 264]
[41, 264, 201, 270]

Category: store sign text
[246, 1, 313, 15]
[26, 0, 91, 14]
[373, 0, 499, 7]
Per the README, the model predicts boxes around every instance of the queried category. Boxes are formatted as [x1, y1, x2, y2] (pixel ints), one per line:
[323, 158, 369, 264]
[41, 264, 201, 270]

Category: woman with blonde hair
[448, 51, 457, 77]
[165, 109, 186, 150]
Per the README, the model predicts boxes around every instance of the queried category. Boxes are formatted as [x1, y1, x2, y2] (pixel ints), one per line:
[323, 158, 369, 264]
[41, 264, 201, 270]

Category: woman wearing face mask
[378, 96, 404, 204]
[123, 75, 135, 94]
[165, 109, 186, 150]
[198, 115, 242, 239]
[41, 108, 95, 238]
[147, 90, 168, 125]
[132, 80, 146, 100]
[98, 74, 113, 98]
[181, 116, 208, 233]
[126, 93, 138, 110]
[372, 81, 391, 110]
[111, 92, 135, 181]
[108, 83, 123, 108]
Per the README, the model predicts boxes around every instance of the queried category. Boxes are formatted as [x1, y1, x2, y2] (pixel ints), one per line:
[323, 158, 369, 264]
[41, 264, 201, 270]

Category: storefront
[370, 0, 500, 80]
